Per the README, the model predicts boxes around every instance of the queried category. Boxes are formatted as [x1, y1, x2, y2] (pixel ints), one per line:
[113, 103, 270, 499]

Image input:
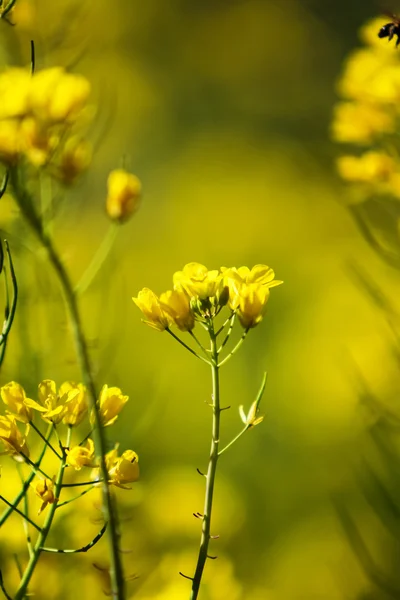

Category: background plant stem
[190, 322, 221, 600]
[11, 169, 125, 599]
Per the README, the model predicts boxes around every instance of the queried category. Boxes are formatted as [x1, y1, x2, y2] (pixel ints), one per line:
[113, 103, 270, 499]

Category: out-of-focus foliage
[2, 0, 400, 598]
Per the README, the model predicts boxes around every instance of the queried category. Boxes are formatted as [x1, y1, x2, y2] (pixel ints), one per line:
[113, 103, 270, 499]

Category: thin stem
[166, 328, 211, 365]
[215, 311, 235, 337]
[217, 313, 236, 354]
[56, 484, 95, 508]
[17, 463, 33, 557]
[30, 422, 61, 459]
[189, 330, 211, 359]
[21, 454, 51, 480]
[218, 328, 249, 368]
[0, 424, 53, 527]
[190, 323, 221, 600]
[61, 480, 101, 488]
[11, 168, 126, 599]
[15, 428, 71, 600]
[41, 522, 107, 553]
[75, 224, 118, 296]
[218, 426, 249, 457]
[0, 495, 41, 532]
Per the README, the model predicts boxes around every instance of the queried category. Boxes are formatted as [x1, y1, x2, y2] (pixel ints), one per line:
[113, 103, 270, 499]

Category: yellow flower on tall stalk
[33, 478, 56, 514]
[133, 288, 172, 331]
[67, 439, 95, 470]
[106, 169, 141, 223]
[94, 384, 128, 427]
[0, 67, 31, 119]
[107, 449, 139, 489]
[222, 264, 282, 310]
[236, 283, 271, 329]
[1, 381, 33, 423]
[61, 382, 88, 426]
[173, 262, 222, 300]
[28, 379, 82, 424]
[0, 415, 29, 459]
[160, 289, 195, 331]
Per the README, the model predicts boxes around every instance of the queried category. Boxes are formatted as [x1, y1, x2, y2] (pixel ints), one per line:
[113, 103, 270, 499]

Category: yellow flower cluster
[133, 262, 282, 331]
[332, 17, 400, 202]
[0, 66, 92, 183]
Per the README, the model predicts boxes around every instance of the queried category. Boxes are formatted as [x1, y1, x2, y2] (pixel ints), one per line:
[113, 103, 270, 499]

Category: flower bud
[106, 169, 141, 223]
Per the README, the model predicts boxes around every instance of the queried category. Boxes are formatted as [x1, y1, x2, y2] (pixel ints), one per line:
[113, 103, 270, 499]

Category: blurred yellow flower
[0, 415, 29, 459]
[33, 477, 56, 514]
[94, 384, 128, 427]
[20, 116, 59, 167]
[337, 152, 395, 183]
[0, 381, 33, 423]
[133, 288, 172, 331]
[0, 67, 31, 119]
[108, 449, 139, 489]
[56, 136, 92, 185]
[61, 382, 88, 426]
[237, 283, 270, 329]
[67, 439, 95, 470]
[173, 262, 221, 299]
[331, 101, 395, 145]
[106, 169, 141, 223]
[0, 119, 22, 165]
[159, 289, 195, 331]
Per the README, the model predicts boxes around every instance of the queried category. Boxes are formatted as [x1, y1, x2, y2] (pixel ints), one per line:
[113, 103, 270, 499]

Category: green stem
[11, 168, 125, 599]
[218, 426, 249, 457]
[0, 424, 53, 527]
[218, 328, 249, 367]
[75, 224, 118, 296]
[30, 422, 61, 459]
[0, 494, 41, 532]
[17, 463, 33, 557]
[190, 323, 221, 600]
[56, 484, 95, 508]
[15, 427, 71, 600]
[166, 328, 211, 365]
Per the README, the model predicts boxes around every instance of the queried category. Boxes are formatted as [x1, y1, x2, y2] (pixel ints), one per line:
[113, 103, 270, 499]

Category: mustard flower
[222, 265, 282, 310]
[20, 117, 59, 167]
[30, 379, 82, 424]
[106, 169, 141, 223]
[33, 478, 56, 514]
[159, 289, 195, 331]
[236, 283, 270, 329]
[173, 263, 222, 300]
[67, 439, 95, 470]
[133, 288, 172, 331]
[0, 67, 31, 120]
[108, 449, 139, 489]
[331, 101, 395, 145]
[56, 136, 92, 185]
[29, 67, 90, 123]
[61, 382, 88, 426]
[0, 381, 34, 423]
[337, 152, 395, 183]
[0, 415, 29, 459]
[93, 384, 128, 427]
[0, 119, 22, 165]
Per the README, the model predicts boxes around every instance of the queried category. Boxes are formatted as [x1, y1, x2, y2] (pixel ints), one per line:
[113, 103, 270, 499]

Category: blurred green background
[3, 0, 400, 598]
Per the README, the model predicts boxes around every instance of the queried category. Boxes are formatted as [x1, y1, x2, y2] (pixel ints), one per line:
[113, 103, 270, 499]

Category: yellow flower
[20, 116, 59, 167]
[61, 382, 88, 426]
[236, 283, 270, 329]
[173, 263, 222, 300]
[0, 381, 33, 423]
[133, 288, 172, 331]
[30, 67, 90, 123]
[33, 478, 56, 514]
[0, 119, 22, 165]
[67, 439, 95, 470]
[159, 289, 195, 331]
[222, 265, 282, 310]
[94, 384, 128, 427]
[0, 415, 29, 459]
[55, 136, 92, 185]
[331, 101, 395, 145]
[337, 152, 395, 183]
[108, 449, 139, 489]
[0, 68, 31, 119]
[361, 17, 398, 51]
[106, 169, 141, 223]
[30, 380, 81, 424]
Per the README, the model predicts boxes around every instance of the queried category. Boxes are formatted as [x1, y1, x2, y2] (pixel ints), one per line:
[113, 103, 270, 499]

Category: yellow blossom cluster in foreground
[0, 66, 92, 184]
[332, 17, 400, 203]
[0, 380, 139, 510]
[133, 262, 282, 331]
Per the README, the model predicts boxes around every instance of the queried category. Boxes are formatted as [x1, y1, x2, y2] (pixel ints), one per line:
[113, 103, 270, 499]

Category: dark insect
[378, 13, 400, 46]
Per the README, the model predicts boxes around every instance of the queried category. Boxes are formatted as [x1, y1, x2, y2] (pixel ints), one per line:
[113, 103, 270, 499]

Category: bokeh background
[2, 0, 400, 598]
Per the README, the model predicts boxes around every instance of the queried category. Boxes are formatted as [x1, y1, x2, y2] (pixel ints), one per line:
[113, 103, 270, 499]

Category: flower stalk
[190, 321, 221, 600]
[10, 168, 126, 599]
